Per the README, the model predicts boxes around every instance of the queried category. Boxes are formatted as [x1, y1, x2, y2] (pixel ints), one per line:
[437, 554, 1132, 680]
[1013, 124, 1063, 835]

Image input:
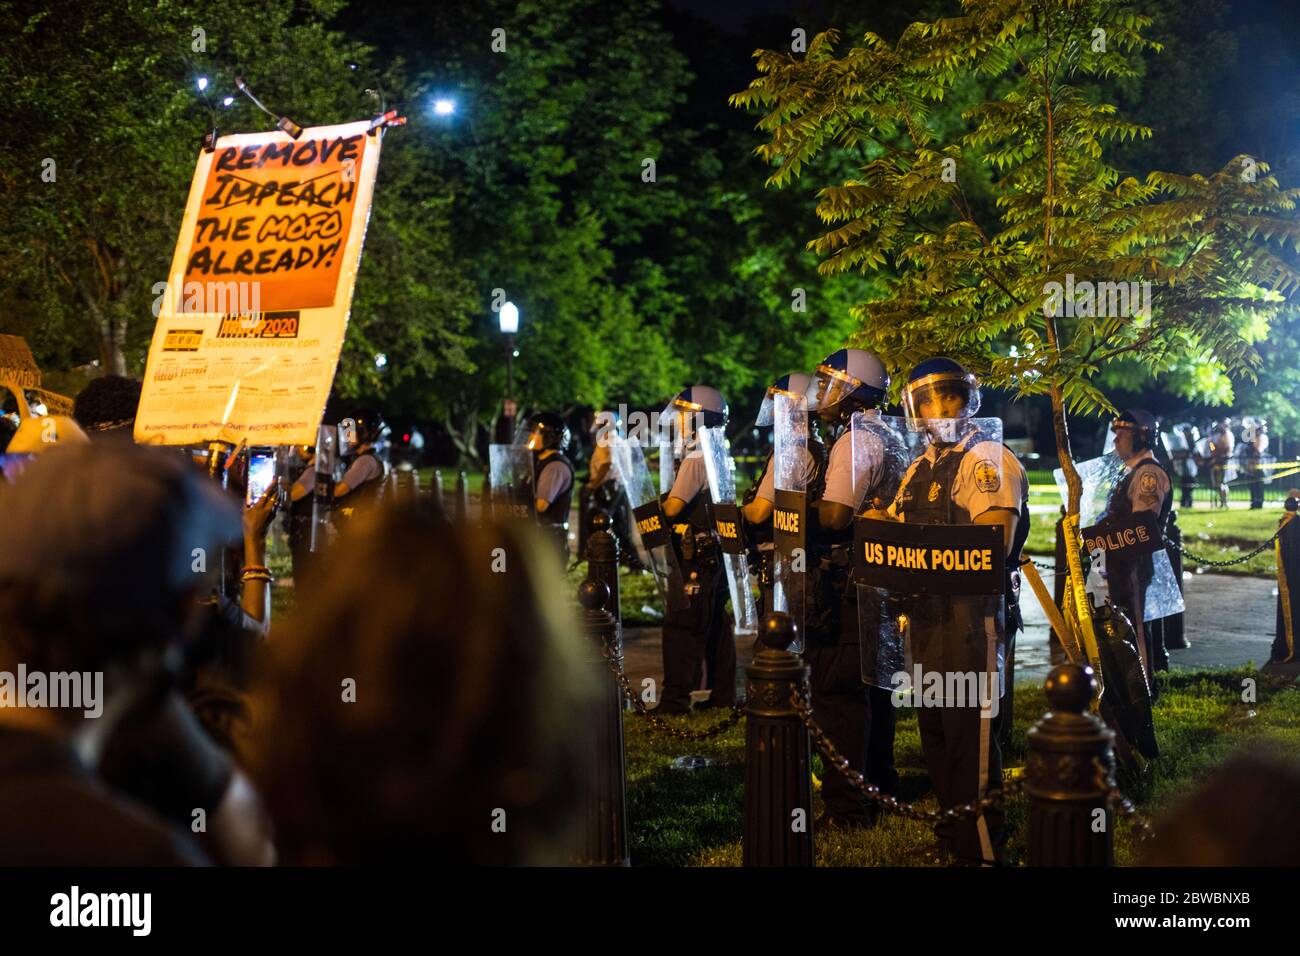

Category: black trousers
[804, 579, 898, 823]
[917, 699, 1003, 864]
[660, 557, 734, 711]
[910, 599, 1004, 864]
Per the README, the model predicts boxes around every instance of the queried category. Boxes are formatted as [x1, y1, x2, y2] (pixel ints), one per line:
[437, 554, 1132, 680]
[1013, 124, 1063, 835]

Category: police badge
[975, 458, 1001, 493]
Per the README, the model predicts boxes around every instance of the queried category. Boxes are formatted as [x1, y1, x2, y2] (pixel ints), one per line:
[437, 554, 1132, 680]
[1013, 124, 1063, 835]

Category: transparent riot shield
[609, 434, 687, 612]
[658, 439, 677, 497]
[697, 426, 759, 639]
[858, 417, 1009, 713]
[1054, 452, 1185, 621]
[771, 392, 809, 652]
[310, 424, 338, 553]
[488, 444, 534, 523]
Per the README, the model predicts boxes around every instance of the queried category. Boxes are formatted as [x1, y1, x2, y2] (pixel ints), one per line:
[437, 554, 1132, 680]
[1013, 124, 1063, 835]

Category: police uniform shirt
[1124, 451, 1171, 513]
[337, 453, 383, 496]
[753, 449, 818, 504]
[822, 426, 884, 510]
[667, 449, 708, 504]
[891, 439, 1025, 519]
[536, 456, 574, 506]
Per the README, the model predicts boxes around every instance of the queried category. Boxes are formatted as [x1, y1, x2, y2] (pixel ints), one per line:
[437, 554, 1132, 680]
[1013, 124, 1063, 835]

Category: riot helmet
[350, 409, 388, 446]
[806, 349, 888, 424]
[755, 372, 812, 427]
[902, 357, 981, 421]
[1111, 409, 1159, 453]
[661, 385, 727, 449]
[522, 411, 571, 454]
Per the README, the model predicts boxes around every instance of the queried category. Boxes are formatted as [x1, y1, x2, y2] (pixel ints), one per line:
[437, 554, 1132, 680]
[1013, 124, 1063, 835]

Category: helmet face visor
[806, 366, 861, 414]
[903, 376, 980, 422]
[660, 398, 699, 450]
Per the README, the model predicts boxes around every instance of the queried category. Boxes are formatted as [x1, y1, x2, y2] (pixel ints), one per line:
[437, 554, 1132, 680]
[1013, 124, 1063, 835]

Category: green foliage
[733, 0, 1300, 499]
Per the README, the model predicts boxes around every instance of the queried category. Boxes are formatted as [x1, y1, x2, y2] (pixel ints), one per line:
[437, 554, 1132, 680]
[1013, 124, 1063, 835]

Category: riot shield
[609, 434, 688, 612]
[854, 410, 912, 510]
[771, 391, 811, 651]
[310, 424, 337, 553]
[488, 444, 534, 523]
[697, 426, 759, 639]
[857, 417, 1009, 713]
[1054, 452, 1185, 621]
[658, 439, 677, 497]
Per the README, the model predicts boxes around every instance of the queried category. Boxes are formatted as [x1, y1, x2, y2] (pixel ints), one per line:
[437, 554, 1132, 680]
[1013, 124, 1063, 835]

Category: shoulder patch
[1139, 471, 1158, 494]
[974, 458, 1001, 493]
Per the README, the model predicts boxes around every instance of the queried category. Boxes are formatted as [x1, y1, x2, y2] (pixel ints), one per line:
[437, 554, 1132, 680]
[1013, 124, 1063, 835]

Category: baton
[1019, 557, 1081, 665]
[1061, 513, 1105, 707]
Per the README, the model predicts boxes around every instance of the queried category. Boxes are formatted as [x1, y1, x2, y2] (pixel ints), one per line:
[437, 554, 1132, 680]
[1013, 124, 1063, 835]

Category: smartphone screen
[246, 452, 276, 507]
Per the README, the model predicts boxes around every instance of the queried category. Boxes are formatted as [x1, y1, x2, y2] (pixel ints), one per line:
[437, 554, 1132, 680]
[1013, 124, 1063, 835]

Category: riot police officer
[801, 349, 902, 827]
[1207, 419, 1235, 508]
[1241, 417, 1270, 510]
[290, 411, 389, 535]
[521, 411, 576, 564]
[1104, 409, 1174, 684]
[884, 358, 1028, 865]
[659, 386, 735, 714]
[578, 410, 637, 565]
[742, 373, 820, 617]
[332, 410, 389, 526]
[1169, 423, 1199, 509]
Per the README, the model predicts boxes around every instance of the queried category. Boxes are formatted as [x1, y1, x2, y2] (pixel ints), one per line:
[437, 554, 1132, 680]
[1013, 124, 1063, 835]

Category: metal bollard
[573, 579, 630, 866]
[743, 612, 814, 867]
[431, 468, 445, 512]
[1026, 664, 1116, 866]
[585, 511, 620, 622]
[454, 470, 469, 525]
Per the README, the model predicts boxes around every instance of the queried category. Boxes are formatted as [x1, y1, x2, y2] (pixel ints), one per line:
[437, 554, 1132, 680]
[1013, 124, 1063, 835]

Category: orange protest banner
[182, 132, 369, 311]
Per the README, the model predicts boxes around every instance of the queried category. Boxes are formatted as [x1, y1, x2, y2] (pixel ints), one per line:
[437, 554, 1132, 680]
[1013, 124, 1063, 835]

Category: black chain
[791, 687, 1020, 822]
[1092, 757, 1156, 842]
[1165, 528, 1281, 568]
[596, 632, 745, 741]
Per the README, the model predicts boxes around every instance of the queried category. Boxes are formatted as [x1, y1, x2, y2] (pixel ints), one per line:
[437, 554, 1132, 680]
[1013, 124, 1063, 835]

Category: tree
[732, 0, 1300, 512]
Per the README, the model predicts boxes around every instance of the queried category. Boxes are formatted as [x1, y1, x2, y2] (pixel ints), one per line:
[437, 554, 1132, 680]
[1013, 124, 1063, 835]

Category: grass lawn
[623, 667, 1300, 866]
[1022, 505, 1285, 577]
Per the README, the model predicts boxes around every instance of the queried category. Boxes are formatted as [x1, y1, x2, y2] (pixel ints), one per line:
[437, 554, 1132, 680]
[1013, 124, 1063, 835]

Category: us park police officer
[520, 411, 576, 564]
[658, 386, 735, 714]
[797, 348, 902, 828]
[1103, 409, 1175, 684]
[875, 357, 1028, 865]
[742, 373, 820, 617]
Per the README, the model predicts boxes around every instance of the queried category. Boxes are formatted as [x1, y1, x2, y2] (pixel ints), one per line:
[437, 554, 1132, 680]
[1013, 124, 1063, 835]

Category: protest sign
[135, 120, 384, 446]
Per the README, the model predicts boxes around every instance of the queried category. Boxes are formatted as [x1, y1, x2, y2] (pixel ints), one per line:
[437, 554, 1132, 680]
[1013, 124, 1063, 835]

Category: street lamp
[499, 301, 520, 440]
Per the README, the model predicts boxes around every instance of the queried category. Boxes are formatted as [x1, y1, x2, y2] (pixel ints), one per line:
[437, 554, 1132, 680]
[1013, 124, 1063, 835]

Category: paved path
[620, 572, 1283, 704]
